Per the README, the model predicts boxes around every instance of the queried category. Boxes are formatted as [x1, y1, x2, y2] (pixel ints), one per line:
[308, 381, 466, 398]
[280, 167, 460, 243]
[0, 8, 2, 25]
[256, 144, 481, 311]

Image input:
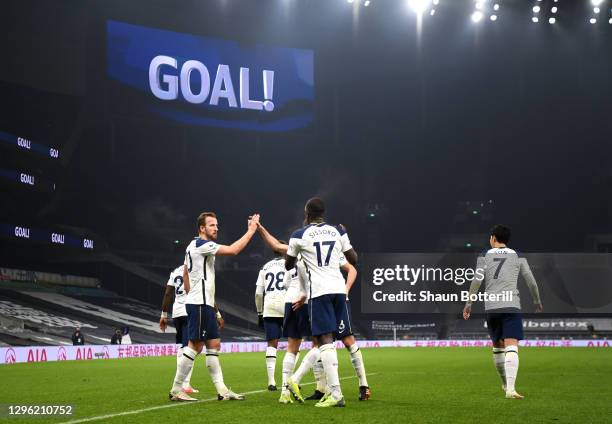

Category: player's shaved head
[490, 224, 511, 244]
[305, 197, 325, 221]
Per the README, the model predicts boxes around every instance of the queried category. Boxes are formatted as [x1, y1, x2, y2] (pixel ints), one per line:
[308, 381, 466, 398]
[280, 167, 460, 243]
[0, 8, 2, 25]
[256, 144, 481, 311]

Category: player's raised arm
[216, 214, 260, 256]
[257, 222, 288, 254]
[519, 258, 543, 312]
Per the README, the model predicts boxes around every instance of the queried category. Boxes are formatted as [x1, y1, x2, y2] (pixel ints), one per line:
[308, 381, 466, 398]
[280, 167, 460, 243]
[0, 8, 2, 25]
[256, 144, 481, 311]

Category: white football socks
[172, 346, 198, 392]
[347, 343, 368, 387]
[177, 347, 194, 388]
[313, 358, 327, 392]
[206, 349, 228, 394]
[281, 352, 297, 393]
[265, 346, 277, 386]
[320, 343, 342, 400]
[291, 347, 319, 384]
[492, 347, 506, 387]
[294, 351, 300, 370]
[504, 345, 519, 393]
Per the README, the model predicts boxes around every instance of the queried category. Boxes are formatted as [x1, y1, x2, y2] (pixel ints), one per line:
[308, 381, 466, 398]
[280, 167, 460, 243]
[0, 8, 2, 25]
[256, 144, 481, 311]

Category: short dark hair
[305, 197, 325, 219]
[490, 224, 511, 244]
[197, 212, 217, 229]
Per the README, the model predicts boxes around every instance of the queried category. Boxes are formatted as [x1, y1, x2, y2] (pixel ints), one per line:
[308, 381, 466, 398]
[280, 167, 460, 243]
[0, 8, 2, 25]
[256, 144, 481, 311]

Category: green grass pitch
[2, 347, 611, 423]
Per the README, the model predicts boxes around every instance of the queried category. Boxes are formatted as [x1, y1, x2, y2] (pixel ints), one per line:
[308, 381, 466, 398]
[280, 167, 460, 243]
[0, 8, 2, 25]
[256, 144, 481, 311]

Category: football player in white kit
[168, 211, 260, 401]
[160, 265, 198, 394]
[255, 245, 290, 391]
[284, 198, 358, 407]
[256, 224, 316, 404]
[257, 219, 370, 404]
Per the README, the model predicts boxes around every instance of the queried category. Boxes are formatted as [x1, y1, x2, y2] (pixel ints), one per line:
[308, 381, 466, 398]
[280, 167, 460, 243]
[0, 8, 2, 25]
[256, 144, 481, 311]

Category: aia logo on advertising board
[58, 347, 67, 361]
[75, 347, 93, 360]
[588, 341, 610, 347]
[102, 346, 110, 359]
[5, 348, 16, 364]
[27, 348, 48, 363]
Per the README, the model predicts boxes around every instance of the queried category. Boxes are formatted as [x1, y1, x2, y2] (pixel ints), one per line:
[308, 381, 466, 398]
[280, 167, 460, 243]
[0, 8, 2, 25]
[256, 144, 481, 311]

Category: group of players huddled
[160, 196, 543, 406]
[160, 197, 368, 407]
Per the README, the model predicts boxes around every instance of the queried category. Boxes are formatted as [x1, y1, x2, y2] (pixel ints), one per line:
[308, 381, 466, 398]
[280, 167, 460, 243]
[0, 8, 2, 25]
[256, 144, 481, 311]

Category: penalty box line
[58, 372, 379, 424]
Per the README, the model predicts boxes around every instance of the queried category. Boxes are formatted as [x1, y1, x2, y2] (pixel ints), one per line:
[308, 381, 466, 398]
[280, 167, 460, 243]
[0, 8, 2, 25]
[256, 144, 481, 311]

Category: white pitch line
[58, 373, 378, 424]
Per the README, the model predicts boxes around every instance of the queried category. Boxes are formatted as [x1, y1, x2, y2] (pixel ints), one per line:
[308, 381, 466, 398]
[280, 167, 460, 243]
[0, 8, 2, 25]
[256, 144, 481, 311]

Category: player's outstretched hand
[462, 305, 471, 320]
[257, 314, 264, 328]
[292, 295, 306, 311]
[535, 303, 544, 313]
[217, 315, 225, 330]
[248, 214, 260, 232]
[159, 317, 167, 332]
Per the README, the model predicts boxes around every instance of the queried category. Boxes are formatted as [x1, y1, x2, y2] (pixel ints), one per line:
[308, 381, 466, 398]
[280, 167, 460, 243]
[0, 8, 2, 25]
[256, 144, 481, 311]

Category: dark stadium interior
[1, 0, 612, 346]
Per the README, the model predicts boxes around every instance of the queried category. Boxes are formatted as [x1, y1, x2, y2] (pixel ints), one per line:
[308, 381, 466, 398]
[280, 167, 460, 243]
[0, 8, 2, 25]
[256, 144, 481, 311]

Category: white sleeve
[520, 258, 542, 305]
[255, 271, 265, 295]
[194, 240, 220, 256]
[466, 255, 486, 306]
[166, 272, 175, 287]
[339, 255, 347, 266]
[287, 237, 301, 257]
[340, 233, 353, 253]
[296, 263, 308, 298]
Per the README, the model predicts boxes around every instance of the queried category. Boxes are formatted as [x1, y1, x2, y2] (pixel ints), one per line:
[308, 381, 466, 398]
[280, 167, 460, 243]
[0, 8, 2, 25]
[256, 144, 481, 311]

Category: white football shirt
[255, 258, 288, 318]
[184, 237, 220, 307]
[166, 265, 187, 318]
[287, 223, 353, 299]
[285, 258, 311, 304]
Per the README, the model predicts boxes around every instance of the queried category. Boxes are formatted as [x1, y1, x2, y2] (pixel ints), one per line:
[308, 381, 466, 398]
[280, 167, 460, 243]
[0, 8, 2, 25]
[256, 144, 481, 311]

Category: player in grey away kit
[463, 224, 543, 399]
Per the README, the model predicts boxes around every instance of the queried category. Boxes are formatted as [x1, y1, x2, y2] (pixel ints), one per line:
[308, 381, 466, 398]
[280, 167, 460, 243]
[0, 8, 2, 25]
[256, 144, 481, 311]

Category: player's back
[287, 223, 351, 299]
[480, 247, 525, 311]
[168, 266, 187, 317]
[258, 258, 289, 317]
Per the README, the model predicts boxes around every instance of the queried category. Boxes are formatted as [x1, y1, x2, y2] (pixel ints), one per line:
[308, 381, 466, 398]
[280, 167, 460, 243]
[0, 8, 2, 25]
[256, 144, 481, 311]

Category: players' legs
[203, 338, 230, 395]
[176, 317, 197, 391]
[199, 305, 242, 398]
[170, 306, 204, 396]
[264, 317, 283, 389]
[486, 313, 508, 393]
[339, 300, 369, 393]
[491, 339, 506, 390]
[310, 294, 344, 403]
[287, 338, 301, 354]
[282, 337, 302, 395]
[172, 340, 202, 392]
[316, 333, 343, 401]
[503, 338, 520, 396]
[310, 338, 327, 394]
[291, 345, 319, 384]
[266, 339, 279, 388]
[501, 313, 523, 398]
[342, 335, 369, 389]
